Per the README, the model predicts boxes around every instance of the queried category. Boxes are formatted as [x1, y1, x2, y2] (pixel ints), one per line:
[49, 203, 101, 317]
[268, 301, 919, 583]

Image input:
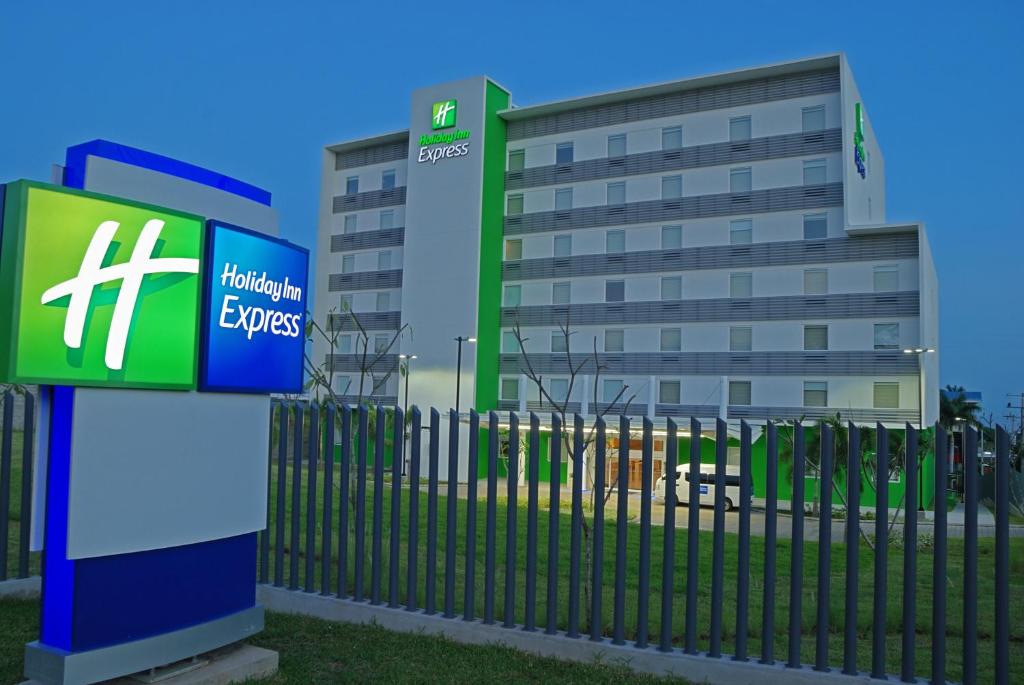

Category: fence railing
[261, 400, 1016, 685]
[0, 391, 37, 582]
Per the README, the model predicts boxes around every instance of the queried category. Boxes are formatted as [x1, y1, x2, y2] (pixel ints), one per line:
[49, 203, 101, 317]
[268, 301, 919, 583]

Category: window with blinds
[802, 105, 825, 132]
[730, 272, 753, 298]
[729, 116, 751, 142]
[501, 378, 519, 401]
[604, 329, 624, 352]
[662, 126, 682, 150]
[507, 193, 524, 215]
[505, 239, 522, 261]
[730, 219, 753, 244]
[804, 325, 829, 351]
[804, 381, 828, 407]
[508, 149, 525, 171]
[804, 269, 828, 294]
[662, 224, 682, 249]
[803, 213, 827, 239]
[730, 167, 752, 193]
[874, 323, 900, 350]
[551, 332, 568, 353]
[661, 276, 682, 301]
[553, 234, 572, 257]
[606, 229, 626, 253]
[607, 181, 626, 205]
[874, 265, 899, 292]
[659, 380, 681, 404]
[504, 285, 522, 307]
[729, 380, 752, 405]
[730, 326, 753, 351]
[552, 282, 570, 305]
[660, 328, 682, 352]
[607, 134, 627, 157]
[874, 382, 900, 408]
[661, 174, 682, 199]
[555, 188, 573, 211]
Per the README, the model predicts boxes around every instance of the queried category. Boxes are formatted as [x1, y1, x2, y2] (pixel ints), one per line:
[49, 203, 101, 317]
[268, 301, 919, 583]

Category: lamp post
[454, 336, 476, 414]
[903, 347, 935, 511]
[399, 354, 416, 476]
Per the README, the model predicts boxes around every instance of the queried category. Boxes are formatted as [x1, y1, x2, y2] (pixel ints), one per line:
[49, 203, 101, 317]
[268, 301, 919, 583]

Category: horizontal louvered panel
[332, 187, 406, 213]
[499, 351, 918, 376]
[331, 227, 405, 253]
[328, 269, 403, 292]
[507, 69, 840, 141]
[504, 183, 843, 235]
[503, 233, 918, 282]
[324, 354, 399, 374]
[331, 394, 400, 406]
[501, 291, 919, 326]
[655, 404, 721, 419]
[727, 405, 919, 423]
[335, 141, 408, 170]
[507, 129, 841, 190]
[328, 311, 401, 332]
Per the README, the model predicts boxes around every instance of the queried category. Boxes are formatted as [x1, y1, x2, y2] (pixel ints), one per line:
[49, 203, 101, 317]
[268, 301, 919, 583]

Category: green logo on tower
[0, 181, 203, 389]
[431, 99, 457, 130]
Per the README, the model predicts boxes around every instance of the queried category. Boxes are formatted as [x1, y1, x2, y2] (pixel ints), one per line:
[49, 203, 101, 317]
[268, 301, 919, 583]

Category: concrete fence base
[256, 584, 885, 685]
[0, 577, 41, 600]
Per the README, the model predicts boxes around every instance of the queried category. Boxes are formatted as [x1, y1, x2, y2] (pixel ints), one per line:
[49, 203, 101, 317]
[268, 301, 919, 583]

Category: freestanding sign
[0, 148, 307, 684]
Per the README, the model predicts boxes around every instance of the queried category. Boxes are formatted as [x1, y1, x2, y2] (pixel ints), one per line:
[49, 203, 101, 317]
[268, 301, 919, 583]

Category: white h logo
[434, 101, 455, 126]
[40, 220, 200, 370]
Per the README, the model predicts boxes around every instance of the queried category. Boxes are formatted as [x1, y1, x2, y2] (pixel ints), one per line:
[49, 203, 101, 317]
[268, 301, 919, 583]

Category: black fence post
[613, 415, 629, 646]
[274, 402, 288, 587]
[389, 406, 404, 609]
[444, 409, 459, 619]
[304, 402, 319, 593]
[484, 411, 499, 625]
[659, 418, 678, 653]
[684, 417, 701, 655]
[371, 405, 386, 605]
[425, 408, 440, 615]
[260, 402, 273, 585]
[567, 414, 584, 639]
[545, 414, 561, 635]
[788, 421, 805, 669]
[635, 417, 654, 649]
[814, 423, 833, 672]
[524, 412, 540, 632]
[338, 405, 352, 598]
[590, 417, 606, 642]
[321, 403, 335, 596]
[406, 407, 422, 612]
[0, 392, 11, 581]
[735, 420, 752, 662]
[289, 402, 304, 591]
[464, 409, 479, 621]
[901, 424, 918, 682]
[995, 425, 1010, 685]
[18, 393, 35, 579]
[761, 421, 778, 665]
[871, 423, 888, 679]
[931, 424, 947, 685]
[709, 418, 727, 658]
[962, 426, 978, 685]
[504, 412, 519, 629]
[843, 422, 860, 676]
[354, 404, 368, 602]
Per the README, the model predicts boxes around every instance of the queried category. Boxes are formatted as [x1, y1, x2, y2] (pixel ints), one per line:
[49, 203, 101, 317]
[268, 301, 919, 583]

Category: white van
[654, 463, 751, 511]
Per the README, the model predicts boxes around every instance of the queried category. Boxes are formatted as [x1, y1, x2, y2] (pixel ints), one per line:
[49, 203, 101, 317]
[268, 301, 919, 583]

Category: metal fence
[260, 400, 1016, 685]
[0, 391, 37, 582]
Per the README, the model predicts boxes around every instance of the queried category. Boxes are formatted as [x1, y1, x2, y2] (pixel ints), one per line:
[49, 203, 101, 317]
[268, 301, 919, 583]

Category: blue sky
[1, 1, 1021, 422]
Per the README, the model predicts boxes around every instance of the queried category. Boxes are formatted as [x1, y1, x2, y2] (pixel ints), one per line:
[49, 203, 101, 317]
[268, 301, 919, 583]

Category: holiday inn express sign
[418, 98, 471, 164]
[0, 180, 308, 393]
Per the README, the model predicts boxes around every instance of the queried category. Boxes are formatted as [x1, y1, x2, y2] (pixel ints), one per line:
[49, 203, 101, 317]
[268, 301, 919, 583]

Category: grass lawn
[0, 597, 689, 685]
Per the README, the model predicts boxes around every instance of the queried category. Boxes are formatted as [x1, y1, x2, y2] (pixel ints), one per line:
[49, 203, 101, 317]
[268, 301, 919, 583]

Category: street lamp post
[399, 354, 416, 476]
[903, 347, 935, 511]
[454, 336, 476, 414]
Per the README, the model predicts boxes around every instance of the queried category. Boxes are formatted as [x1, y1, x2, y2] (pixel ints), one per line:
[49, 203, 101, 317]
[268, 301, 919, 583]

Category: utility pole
[1007, 393, 1024, 434]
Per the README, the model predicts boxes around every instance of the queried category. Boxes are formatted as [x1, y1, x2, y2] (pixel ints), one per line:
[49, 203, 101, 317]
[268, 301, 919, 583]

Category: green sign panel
[431, 99, 457, 129]
[0, 181, 203, 389]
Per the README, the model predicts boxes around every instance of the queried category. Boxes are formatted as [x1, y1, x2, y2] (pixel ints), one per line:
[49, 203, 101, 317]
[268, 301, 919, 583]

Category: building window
[504, 285, 522, 307]
[381, 169, 396, 191]
[804, 381, 828, 407]
[335, 375, 352, 395]
[507, 194, 524, 216]
[730, 219, 752, 244]
[874, 265, 899, 292]
[874, 323, 900, 350]
[606, 229, 625, 253]
[659, 380, 681, 405]
[729, 380, 752, 406]
[550, 378, 569, 402]
[730, 167, 752, 193]
[729, 326, 752, 352]
[343, 215, 357, 234]
[553, 234, 572, 257]
[661, 225, 682, 249]
[508, 149, 525, 171]
[603, 379, 624, 404]
[505, 239, 522, 260]
[607, 134, 627, 157]
[804, 269, 828, 294]
[661, 276, 682, 301]
[729, 116, 751, 142]
[804, 325, 829, 351]
[874, 382, 900, 409]
[802, 105, 826, 132]
[605, 280, 625, 302]
[660, 328, 682, 352]
[551, 332, 568, 353]
[379, 210, 394, 230]
[375, 292, 390, 312]
[661, 174, 682, 199]
[374, 334, 389, 353]
[604, 329, 624, 352]
[502, 331, 519, 352]
[803, 213, 827, 239]
[803, 159, 827, 185]
[501, 378, 520, 401]
[339, 294, 353, 311]
[338, 334, 353, 354]
[556, 142, 574, 164]
[730, 272, 752, 298]
[346, 175, 359, 194]
[662, 126, 682, 150]
[341, 255, 355, 273]
[552, 282, 571, 305]
[377, 251, 391, 270]
[607, 181, 626, 205]
[555, 188, 573, 211]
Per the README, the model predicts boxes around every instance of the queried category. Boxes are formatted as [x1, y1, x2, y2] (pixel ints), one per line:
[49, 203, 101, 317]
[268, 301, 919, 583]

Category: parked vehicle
[654, 463, 752, 511]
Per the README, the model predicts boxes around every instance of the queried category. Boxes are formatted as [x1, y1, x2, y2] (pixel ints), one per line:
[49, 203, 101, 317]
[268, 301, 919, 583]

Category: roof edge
[327, 129, 409, 154]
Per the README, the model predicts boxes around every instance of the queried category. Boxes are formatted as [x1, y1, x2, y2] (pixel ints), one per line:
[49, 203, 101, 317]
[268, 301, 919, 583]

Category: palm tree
[940, 385, 979, 428]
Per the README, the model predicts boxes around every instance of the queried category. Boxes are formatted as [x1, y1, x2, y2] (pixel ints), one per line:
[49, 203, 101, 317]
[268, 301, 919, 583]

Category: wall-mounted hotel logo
[0, 180, 308, 393]
[419, 98, 471, 164]
[853, 102, 868, 179]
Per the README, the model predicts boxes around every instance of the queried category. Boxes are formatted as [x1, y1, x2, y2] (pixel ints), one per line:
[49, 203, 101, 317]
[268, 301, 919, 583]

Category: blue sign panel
[199, 221, 308, 393]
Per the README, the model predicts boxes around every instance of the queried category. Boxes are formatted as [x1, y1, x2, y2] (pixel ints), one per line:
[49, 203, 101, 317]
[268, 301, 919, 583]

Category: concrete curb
[0, 577, 41, 599]
[257, 585, 888, 685]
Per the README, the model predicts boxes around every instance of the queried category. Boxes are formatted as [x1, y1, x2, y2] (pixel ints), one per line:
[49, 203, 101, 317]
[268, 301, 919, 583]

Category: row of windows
[505, 158, 827, 215]
[503, 322, 903, 354]
[344, 169, 396, 195]
[342, 209, 398, 234]
[504, 214, 828, 260]
[501, 265, 902, 305]
[500, 377, 901, 410]
[507, 105, 827, 170]
[338, 292, 394, 313]
[340, 250, 394, 273]
[333, 333, 396, 355]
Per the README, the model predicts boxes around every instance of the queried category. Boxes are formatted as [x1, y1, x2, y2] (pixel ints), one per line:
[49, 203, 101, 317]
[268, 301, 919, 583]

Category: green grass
[0, 598, 686, 685]
[262, 462, 1024, 684]
[3, 431, 41, 580]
